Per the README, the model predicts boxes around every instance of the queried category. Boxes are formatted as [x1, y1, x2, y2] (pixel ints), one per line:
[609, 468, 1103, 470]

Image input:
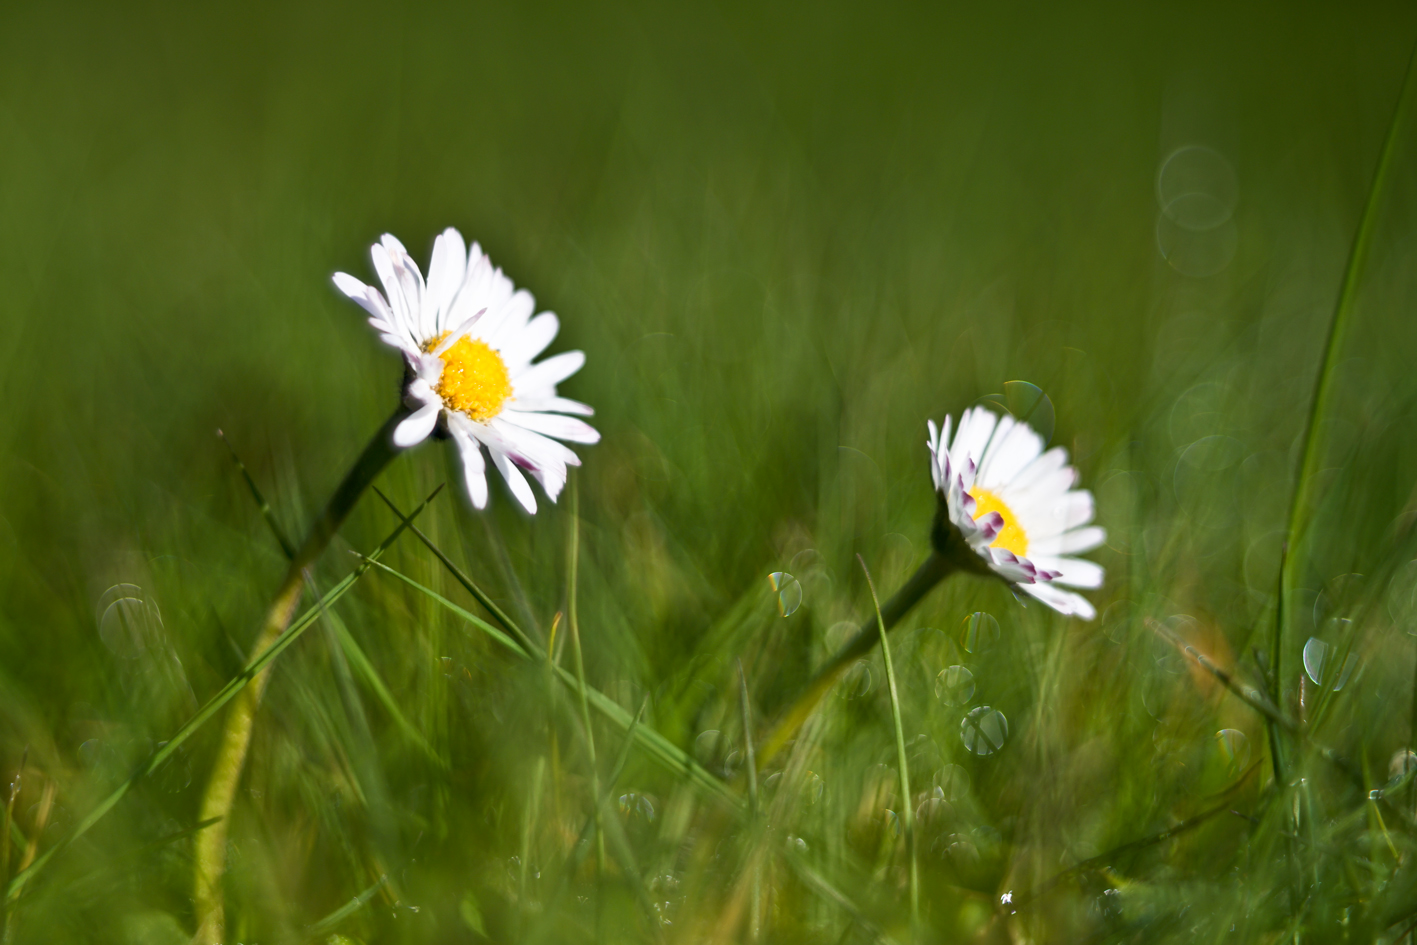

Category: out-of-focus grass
[4, 1, 1417, 942]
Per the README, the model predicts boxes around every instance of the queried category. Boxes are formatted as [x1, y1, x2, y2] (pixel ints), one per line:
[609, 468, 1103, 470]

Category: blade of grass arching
[859, 555, 918, 934]
[47, 816, 222, 904]
[330, 618, 446, 770]
[359, 557, 531, 659]
[1280, 43, 1417, 684]
[304, 873, 388, 939]
[230, 430, 436, 774]
[781, 850, 901, 945]
[218, 428, 296, 559]
[372, 487, 542, 659]
[360, 539, 740, 807]
[3, 485, 441, 903]
[1151, 618, 1417, 834]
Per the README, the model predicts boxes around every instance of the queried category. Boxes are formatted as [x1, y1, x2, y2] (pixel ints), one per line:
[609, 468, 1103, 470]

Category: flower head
[927, 406, 1104, 619]
[334, 230, 598, 512]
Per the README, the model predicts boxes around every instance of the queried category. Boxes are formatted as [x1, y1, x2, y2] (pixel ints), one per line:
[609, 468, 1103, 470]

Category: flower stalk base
[193, 409, 404, 945]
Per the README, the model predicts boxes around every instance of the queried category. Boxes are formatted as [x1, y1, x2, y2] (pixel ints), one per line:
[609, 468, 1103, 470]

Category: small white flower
[334, 229, 598, 513]
[927, 406, 1104, 619]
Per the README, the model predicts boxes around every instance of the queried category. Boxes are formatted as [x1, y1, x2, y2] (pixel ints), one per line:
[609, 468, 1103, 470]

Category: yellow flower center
[969, 488, 1028, 557]
[426, 334, 512, 422]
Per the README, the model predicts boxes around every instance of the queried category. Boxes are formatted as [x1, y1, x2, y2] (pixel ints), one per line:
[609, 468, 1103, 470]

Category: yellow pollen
[969, 488, 1028, 557]
[426, 333, 512, 422]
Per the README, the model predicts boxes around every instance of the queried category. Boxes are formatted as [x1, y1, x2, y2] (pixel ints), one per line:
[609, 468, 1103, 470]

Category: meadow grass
[5, 2, 1417, 942]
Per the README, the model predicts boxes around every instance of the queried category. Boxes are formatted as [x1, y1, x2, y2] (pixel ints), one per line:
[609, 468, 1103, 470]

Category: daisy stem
[193, 407, 406, 945]
[859, 554, 919, 936]
[757, 551, 952, 768]
[1278, 43, 1417, 697]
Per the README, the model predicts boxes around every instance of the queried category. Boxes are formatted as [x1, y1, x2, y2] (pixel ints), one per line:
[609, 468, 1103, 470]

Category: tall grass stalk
[859, 555, 919, 936]
[1279, 42, 1417, 688]
[3, 483, 440, 910]
[760, 552, 953, 767]
[193, 408, 406, 944]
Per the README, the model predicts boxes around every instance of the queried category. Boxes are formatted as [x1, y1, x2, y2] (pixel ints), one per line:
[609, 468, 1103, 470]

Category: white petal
[1032, 555, 1104, 589]
[332, 272, 393, 322]
[393, 403, 440, 448]
[502, 410, 600, 444]
[1046, 490, 1096, 532]
[487, 418, 580, 471]
[498, 312, 560, 369]
[1030, 526, 1106, 556]
[426, 228, 467, 335]
[977, 417, 1043, 489]
[379, 332, 419, 356]
[1019, 582, 1097, 620]
[1008, 447, 1070, 493]
[480, 288, 536, 346]
[450, 420, 489, 509]
[432, 308, 486, 355]
[489, 448, 538, 513]
[950, 407, 997, 472]
[509, 395, 594, 417]
[371, 243, 412, 335]
[511, 351, 586, 397]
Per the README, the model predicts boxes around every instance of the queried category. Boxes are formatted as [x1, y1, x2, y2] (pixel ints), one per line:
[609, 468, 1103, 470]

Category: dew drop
[839, 660, 873, 698]
[960, 613, 1000, 654]
[935, 665, 976, 706]
[768, 572, 803, 617]
[1216, 729, 1250, 776]
[99, 595, 161, 660]
[960, 706, 1008, 755]
[618, 793, 655, 821]
[935, 764, 970, 800]
[1391, 749, 1417, 781]
[1303, 637, 1357, 691]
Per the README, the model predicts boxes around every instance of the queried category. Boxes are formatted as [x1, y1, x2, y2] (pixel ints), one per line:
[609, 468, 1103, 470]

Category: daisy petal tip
[392, 405, 439, 448]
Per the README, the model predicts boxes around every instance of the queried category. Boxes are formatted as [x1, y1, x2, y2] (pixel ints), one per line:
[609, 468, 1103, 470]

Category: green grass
[5, 1, 1417, 942]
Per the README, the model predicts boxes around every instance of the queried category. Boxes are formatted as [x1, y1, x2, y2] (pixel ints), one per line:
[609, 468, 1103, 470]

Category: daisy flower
[927, 406, 1104, 619]
[334, 229, 598, 513]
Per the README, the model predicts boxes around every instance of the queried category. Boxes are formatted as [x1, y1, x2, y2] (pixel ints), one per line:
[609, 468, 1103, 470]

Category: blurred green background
[5, 1, 1417, 942]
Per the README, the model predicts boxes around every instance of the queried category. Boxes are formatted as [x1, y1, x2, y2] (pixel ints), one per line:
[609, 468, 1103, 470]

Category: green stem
[758, 551, 952, 767]
[5, 482, 439, 910]
[1279, 44, 1417, 689]
[193, 408, 405, 944]
[860, 555, 918, 935]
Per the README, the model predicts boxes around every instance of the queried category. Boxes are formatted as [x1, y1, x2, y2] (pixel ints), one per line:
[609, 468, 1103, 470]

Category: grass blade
[859, 554, 918, 935]
[3, 484, 441, 903]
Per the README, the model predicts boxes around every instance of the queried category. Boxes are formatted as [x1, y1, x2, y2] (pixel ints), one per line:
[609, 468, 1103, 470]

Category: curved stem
[193, 408, 404, 944]
[1278, 43, 1417, 687]
[757, 551, 953, 768]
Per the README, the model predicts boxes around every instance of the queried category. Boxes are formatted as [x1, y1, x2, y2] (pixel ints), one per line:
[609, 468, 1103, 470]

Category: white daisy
[334, 229, 599, 513]
[927, 406, 1105, 619]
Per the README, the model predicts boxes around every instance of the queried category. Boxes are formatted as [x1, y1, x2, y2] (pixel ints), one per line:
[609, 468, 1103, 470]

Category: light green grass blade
[3, 486, 441, 903]
[364, 556, 739, 808]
